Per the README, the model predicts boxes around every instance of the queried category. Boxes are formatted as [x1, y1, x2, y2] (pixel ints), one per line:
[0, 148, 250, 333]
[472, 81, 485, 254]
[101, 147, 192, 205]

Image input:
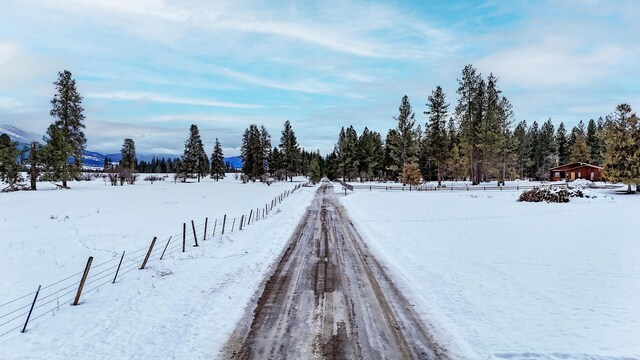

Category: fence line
[0, 182, 305, 339]
[341, 183, 569, 192]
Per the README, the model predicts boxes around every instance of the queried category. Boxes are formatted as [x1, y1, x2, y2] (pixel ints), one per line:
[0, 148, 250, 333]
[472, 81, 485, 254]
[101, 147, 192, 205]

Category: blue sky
[1, 0, 638, 156]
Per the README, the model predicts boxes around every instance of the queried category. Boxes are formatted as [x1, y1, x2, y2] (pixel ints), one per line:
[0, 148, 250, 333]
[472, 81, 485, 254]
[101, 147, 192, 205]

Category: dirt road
[223, 184, 447, 359]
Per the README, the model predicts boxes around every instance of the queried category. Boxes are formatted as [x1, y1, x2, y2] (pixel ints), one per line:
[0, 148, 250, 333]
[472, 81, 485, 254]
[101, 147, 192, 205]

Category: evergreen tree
[456, 65, 483, 184]
[47, 70, 86, 188]
[0, 134, 22, 190]
[335, 126, 359, 181]
[119, 138, 137, 170]
[513, 120, 529, 179]
[388, 95, 419, 180]
[41, 125, 73, 186]
[308, 157, 322, 184]
[241, 124, 264, 180]
[446, 117, 465, 181]
[279, 120, 301, 181]
[538, 119, 557, 179]
[586, 118, 604, 164]
[603, 104, 639, 193]
[260, 126, 271, 174]
[210, 138, 225, 181]
[357, 128, 384, 181]
[401, 162, 421, 186]
[423, 85, 449, 185]
[179, 124, 208, 182]
[103, 156, 112, 170]
[27, 142, 43, 190]
[556, 122, 570, 165]
[570, 132, 590, 163]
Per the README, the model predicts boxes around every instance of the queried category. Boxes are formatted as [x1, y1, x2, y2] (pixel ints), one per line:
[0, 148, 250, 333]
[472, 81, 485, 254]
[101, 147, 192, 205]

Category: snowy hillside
[0, 124, 39, 144]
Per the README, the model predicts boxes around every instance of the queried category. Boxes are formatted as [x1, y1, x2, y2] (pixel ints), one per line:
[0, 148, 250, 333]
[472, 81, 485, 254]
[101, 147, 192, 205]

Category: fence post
[73, 256, 93, 306]
[212, 219, 217, 237]
[21, 285, 41, 333]
[240, 215, 244, 230]
[222, 215, 226, 235]
[140, 237, 157, 270]
[191, 220, 199, 247]
[112, 251, 126, 283]
[249, 209, 253, 225]
[203, 217, 208, 241]
[182, 223, 186, 252]
[160, 236, 172, 260]
[231, 218, 236, 232]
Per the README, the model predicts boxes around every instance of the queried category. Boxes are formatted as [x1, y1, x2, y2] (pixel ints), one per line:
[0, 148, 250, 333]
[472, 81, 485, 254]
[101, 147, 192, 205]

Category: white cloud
[86, 91, 261, 109]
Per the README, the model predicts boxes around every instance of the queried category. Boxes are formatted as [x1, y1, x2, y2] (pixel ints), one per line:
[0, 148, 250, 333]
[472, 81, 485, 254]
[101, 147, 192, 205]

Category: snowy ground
[339, 185, 640, 359]
[0, 176, 315, 359]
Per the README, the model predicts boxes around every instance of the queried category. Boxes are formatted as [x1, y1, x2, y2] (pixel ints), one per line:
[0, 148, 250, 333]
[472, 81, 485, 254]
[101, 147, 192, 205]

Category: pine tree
[357, 128, 384, 181]
[28, 142, 43, 190]
[538, 119, 557, 179]
[456, 65, 483, 184]
[444, 118, 464, 181]
[401, 162, 421, 186]
[279, 120, 301, 181]
[308, 157, 322, 184]
[180, 124, 208, 182]
[0, 134, 22, 190]
[241, 124, 263, 180]
[260, 126, 271, 175]
[556, 122, 570, 165]
[424, 86, 449, 186]
[388, 95, 419, 180]
[41, 124, 73, 186]
[210, 138, 225, 181]
[570, 132, 590, 163]
[512, 120, 527, 179]
[603, 104, 639, 193]
[119, 138, 137, 170]
[47, 70, 86, 188]
[586, 118, 604, 164]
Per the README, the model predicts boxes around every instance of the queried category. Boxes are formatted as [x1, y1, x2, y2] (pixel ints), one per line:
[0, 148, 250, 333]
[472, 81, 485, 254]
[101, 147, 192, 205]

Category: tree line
[238, 120, 323, 183]
[2, 66, 639, 191]
[324, 64, 640, 191]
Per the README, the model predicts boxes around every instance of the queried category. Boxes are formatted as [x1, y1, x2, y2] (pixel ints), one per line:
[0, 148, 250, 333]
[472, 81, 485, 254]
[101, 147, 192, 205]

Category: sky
[0, 0, 638, 156]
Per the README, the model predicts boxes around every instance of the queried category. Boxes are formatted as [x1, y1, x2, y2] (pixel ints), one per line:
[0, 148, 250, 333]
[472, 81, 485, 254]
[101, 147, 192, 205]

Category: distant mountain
[0, 124, 242, 170]
[225, 155, 243, 169]
[0, 124, 40, 144]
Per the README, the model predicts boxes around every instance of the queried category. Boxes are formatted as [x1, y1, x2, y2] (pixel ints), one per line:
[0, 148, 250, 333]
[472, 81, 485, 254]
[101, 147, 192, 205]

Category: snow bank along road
[224, 184, 447, 359]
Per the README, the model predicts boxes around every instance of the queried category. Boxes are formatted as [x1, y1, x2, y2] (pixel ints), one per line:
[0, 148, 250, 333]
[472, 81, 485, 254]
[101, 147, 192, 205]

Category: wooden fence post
[212, 219, 217, 237]
[231, 218, 236, 232]
[240, 215, 244, 230]
[203, 217, 208, 241]
[222, 215, 226, 235]
[248, 209, 253, 225]
[112, 251, 126, 283]
[140, 237, 157, 270]
[182, 223, 186, 252]
[191, 220, 199, 247]
[73, 256, 93, 306]
[160, 236, 172, 260]
[21, 285, 41, 333]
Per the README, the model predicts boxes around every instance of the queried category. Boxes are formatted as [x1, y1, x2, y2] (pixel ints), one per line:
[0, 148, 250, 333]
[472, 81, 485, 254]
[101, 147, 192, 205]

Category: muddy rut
[223, 184, 447, 359]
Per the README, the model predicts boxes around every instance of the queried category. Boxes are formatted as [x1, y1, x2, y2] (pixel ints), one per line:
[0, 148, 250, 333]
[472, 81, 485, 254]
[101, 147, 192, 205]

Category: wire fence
[0, 183, 305, 339]
[340, 182, 569, 192]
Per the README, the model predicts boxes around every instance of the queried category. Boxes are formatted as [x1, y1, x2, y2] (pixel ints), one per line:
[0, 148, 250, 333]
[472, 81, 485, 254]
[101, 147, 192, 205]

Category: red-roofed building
[549, 162, 603, 181]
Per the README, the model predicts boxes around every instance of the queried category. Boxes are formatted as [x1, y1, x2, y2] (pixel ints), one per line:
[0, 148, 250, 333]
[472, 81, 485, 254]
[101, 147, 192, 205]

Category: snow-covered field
[339, 186, 640, 359]
[0, 176, 315, 359]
